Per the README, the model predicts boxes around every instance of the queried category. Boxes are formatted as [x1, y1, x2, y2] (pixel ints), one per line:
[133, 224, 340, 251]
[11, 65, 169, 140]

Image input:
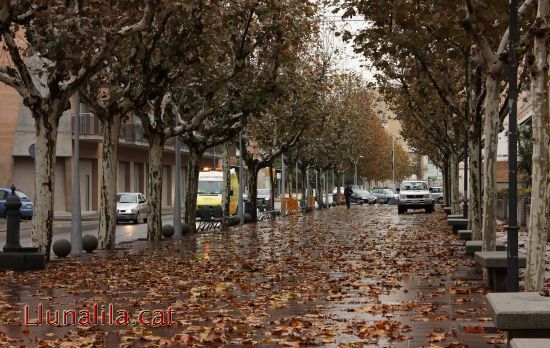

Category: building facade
[0, 85, 217, 213]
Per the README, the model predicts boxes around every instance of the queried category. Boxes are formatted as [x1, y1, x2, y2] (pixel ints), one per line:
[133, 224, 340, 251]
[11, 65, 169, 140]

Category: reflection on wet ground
[0, 205, 505, 347]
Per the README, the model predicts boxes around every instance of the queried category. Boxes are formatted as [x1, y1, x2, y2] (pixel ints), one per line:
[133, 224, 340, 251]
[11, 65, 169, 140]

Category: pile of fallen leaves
[0, 206, 505, 346]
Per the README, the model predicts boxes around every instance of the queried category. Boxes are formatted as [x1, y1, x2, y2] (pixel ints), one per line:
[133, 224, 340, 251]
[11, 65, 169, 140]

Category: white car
[431, 187, 444, 204]
[396, 181, 434, 214]
[116, 192, 149, 224]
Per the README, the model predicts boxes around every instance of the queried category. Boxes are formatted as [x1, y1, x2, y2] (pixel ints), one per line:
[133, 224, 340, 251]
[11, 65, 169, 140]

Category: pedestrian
[344, 185, 353, 209]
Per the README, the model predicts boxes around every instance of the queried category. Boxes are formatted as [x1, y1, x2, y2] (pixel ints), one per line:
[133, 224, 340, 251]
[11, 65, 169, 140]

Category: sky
[322, 8, 376, 82]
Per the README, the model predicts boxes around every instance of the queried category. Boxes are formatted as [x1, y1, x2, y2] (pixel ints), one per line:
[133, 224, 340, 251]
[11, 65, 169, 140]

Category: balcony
[71, 114, 208, 154]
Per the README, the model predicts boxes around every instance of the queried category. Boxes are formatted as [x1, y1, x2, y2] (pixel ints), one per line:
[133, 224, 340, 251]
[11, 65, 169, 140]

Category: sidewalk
[0, 205, 511, 347]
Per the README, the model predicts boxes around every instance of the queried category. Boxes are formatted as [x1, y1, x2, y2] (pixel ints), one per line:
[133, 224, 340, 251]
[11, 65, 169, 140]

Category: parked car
[396, 181, 434, 214]
[351, 189, 377, 205]
[0, 188, 33, 219]
[116, 192, 149, 224]
[431, 186, 444, 204]
[371, 188, 395, 204]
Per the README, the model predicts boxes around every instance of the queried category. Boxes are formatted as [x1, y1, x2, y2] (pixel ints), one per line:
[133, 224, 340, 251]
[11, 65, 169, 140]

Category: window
[15, 191, 29, 200]
[400, 182, 428, 191]
[198, 181, 223, 195]
[0, 191, 6, 200]
[117, 194, 138, 203]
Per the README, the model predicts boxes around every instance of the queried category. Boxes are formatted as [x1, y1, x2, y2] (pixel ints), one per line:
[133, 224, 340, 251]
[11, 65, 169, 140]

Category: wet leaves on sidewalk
[0, 206, 509, 346]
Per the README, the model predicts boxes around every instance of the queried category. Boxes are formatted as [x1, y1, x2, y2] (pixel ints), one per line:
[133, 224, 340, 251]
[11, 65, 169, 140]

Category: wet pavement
[0, 205, 510, 347]
[0, 211, 178, 248]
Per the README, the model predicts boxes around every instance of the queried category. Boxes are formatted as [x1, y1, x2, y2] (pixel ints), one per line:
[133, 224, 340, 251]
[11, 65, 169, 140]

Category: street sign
[28, 143, 36, 159]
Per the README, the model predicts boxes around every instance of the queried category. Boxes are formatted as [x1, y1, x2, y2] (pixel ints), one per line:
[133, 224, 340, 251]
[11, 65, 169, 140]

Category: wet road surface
[0, 205, 506, 347]
[0, 215, 178, 248]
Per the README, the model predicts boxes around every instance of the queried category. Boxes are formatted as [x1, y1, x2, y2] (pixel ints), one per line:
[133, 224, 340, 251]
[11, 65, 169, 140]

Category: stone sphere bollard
[181, 223, 192, 235]
[162, 224, 175, 238]
[229, 216, 240, 226]
[82, 234, 98, 253]
[52, 239, 71, 258]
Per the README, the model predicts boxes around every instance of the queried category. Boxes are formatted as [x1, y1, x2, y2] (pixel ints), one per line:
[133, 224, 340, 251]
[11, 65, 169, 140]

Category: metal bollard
[3, 185, 22, 252]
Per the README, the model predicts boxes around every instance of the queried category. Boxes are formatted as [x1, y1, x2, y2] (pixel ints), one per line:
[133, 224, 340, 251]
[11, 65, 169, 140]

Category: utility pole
[173, 136, 182, 239]
[507, 0, 519, 292]
[71, 93, 83, 256]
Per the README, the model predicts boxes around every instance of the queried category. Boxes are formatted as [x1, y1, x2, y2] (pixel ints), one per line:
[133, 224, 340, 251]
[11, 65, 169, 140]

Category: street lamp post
[354, 155, 364, 187]
[507, 0, 519, 292]
[71, 93, 83, 256]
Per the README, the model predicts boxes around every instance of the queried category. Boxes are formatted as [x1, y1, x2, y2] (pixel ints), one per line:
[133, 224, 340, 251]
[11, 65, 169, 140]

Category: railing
[72, 114, 218, 153]
[77, 114, 101, 136]
[74, 115, 150, 146]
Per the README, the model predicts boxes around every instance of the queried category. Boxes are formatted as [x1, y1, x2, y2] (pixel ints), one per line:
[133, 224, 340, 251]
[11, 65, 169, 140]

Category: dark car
[0, 188, 34, 219]
[351, 189, 377, 205]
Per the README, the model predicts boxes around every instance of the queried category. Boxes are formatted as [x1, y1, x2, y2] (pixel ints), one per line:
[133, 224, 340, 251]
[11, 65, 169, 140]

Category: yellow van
[197, 168, 239, 215]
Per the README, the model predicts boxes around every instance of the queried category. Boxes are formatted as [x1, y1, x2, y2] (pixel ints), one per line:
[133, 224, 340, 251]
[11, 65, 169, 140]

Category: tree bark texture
[98, 113, 122, 249]
[221, 143, 231, 218]
[469, 127, 482, 240]
[317, 169, 324, 207]
[526, 0, 550, 291]
[442, 160, 450, 207]
[300, 165, 308, 207]
[246, 167, 259, 222]
[147, 133, 164, 241]
[481, 75, 500, 251]
[31, 111, 58, 260]
[269, 164, 275, 209]
[184, 146, 203, 231]
[450, 153, 460, 214]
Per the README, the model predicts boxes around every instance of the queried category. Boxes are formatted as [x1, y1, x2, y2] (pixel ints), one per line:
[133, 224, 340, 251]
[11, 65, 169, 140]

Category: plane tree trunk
[525, 1, 550, 291]
[469, 123, 482, 240]
[146, 132, 165, 241]
[450, 153, 461, 214]
[317, 169, 324, 207]
[32, 109, 61, 260]
[245, 165, 260, 222]
[184, 145, 205, 232]
[98, 113, 123, 249]
[221, 143, 231, 218]
[481, 75, 501, 251]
